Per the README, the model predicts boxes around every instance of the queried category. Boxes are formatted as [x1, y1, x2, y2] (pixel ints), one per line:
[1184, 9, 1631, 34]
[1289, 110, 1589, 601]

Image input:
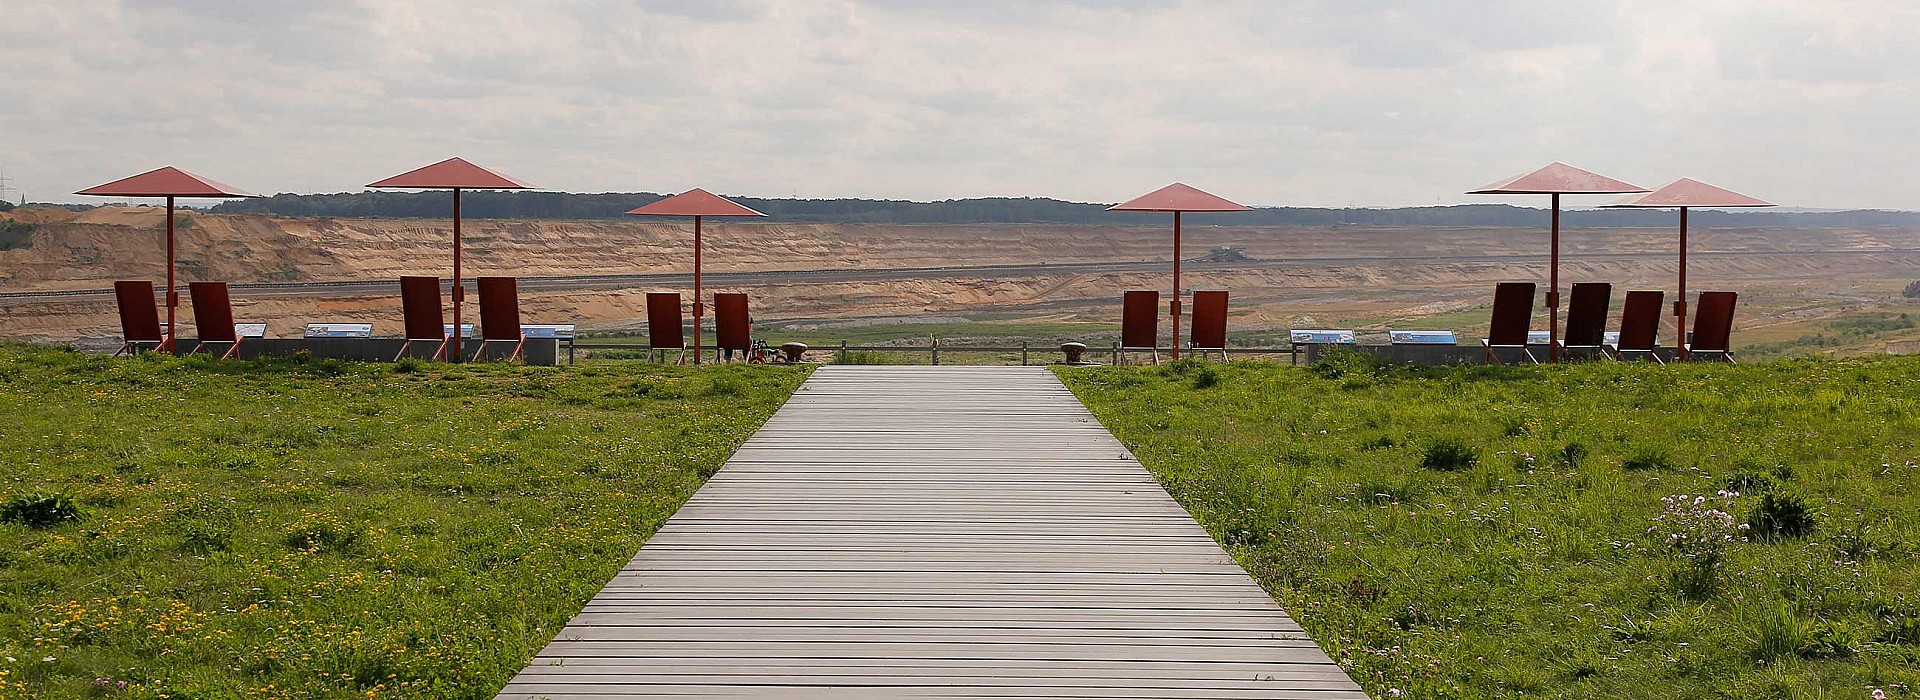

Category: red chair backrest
[1190, 291, 1228, 349]
[1691, 291, 1738, 352]
[1617, 290, 1664, 351]
[400, 276, 445, 340]
[1121, 290, 1159, 349]
[114, 280, 163, 342]
[646, 293, 685, 349]
[714, 293, 751, 350]
[1487, 282, 1535, 346]
[1563, 282, 1612, 347]
[189, 282, 238, 342]
[476, 277, 522, 341]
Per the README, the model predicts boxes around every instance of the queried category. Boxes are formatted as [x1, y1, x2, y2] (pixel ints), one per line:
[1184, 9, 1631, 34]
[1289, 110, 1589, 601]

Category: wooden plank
[493, 366, 1366, 699]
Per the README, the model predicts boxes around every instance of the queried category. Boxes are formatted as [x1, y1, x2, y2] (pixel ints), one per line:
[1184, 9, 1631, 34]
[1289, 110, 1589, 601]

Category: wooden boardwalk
[495, 366, 1368, 699]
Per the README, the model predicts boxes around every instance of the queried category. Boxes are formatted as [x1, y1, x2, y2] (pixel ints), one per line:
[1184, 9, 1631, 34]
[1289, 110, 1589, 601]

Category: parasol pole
[693, 214, 704, 365]
[1171, 211, 1182, 361]
[164, 195, 176, 353]
[1548, 193, 1561, 362]
[452, 188, 463, 362]
[1677, 206, 1690, 360]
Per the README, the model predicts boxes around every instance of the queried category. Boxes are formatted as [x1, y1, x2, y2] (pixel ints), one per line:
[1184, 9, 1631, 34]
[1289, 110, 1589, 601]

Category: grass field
[578, 319, 1124, 365]
[582, 319, 1119, 348]
[0, 345, 808, 699]
[572, 302, 1920, 366]
[1738, 312, 1920, 361]
[1059, 356, 1920, 700]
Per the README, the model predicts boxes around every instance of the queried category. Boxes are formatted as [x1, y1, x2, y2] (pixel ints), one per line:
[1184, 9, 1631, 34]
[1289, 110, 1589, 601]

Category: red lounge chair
[1611, 290, 1665, 363]
[1685, 291, 1738, 362]
[113, 280, 164, 356]
[188, 282, 242, 360]
[396, 276, 449, 361]
[1189, 290, 1229, 361]
[714, 293, 751, 363]
[1480, 282, 1538, 364]
[1118, 290, 1160, 365]
[646, 292, 687, 364]
[473, 277, 526, 362]
[1558, 282, 1612, 357]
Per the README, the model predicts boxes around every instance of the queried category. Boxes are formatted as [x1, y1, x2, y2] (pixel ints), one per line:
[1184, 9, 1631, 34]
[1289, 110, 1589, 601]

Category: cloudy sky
[2, 0, 1915, 208]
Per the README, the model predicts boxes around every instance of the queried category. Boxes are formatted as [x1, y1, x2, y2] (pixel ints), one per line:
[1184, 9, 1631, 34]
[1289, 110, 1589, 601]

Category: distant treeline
[204, 191, 1920, 228]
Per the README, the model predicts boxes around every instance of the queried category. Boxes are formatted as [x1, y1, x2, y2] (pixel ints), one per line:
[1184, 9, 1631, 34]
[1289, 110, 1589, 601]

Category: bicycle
[745, 339, 787, 365]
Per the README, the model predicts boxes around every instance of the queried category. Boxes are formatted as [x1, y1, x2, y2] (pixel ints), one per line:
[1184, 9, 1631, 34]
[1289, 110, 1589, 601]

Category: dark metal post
[451, 188, 464, 362]
[1171, 211, 1183, 361]
[1676, 206, 1690, 361]
[702, 212, 710, 366]
[840, 340, 848, 364]
[1021, 341, 1028, 366]
[1548, 193, 1560, 363]
[931, 337, 939, 366]
[164, 195, 176, 352]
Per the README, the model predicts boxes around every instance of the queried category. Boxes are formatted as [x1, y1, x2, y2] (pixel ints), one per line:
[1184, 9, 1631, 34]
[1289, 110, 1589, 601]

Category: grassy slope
[0, 346, 807, 699]
[1059, 357, 1920, 700]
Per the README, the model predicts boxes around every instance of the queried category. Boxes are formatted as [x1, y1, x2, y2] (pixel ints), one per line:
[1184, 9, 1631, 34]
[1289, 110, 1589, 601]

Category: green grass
[0, 345, 808, 698]
[580, 320, 1123, 365]
[583, 320, 1118, 348]
[1742, 312, 1920, 361]
[1058, 356, 1920, 700]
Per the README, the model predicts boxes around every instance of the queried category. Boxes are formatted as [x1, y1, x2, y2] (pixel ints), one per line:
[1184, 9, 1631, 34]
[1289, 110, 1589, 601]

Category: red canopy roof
[1469, 162, 1645, 195]
[1108, 183, 1250, 212]
[627, 188, 767, 217]
[75, 166, 259, 199]
[367, 157, 533, 190]
[1602, 178, 1773, 208]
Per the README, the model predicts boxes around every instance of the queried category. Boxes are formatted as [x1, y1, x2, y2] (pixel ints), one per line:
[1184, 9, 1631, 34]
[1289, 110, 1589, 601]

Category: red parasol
[1469, 163, 1646, 362]
[1603, 179, 1773, 359]
[75, 167, 261, 351]
[367, 158, 533, 360]
[627, 189, 768, 364]
[1108, 183, 1250, 360]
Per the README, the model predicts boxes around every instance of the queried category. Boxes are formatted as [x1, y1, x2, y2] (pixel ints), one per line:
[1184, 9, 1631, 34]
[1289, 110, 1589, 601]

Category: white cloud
[1, 0, 1915, 208]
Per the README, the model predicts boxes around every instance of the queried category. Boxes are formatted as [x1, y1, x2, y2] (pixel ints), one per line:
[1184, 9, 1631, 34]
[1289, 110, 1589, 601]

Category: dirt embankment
[4, 206, 1920, 343]
[7, 206, 1917, 291]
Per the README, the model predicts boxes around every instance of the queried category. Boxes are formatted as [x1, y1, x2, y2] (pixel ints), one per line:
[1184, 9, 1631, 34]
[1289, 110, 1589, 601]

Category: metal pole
[1171, 211, 1182, 361]
[1021, 341, 1028, 366]
[931, 337, 939, 365]
[160, 193, 175, 350]
[451, 188, 463, 362]
[702, 212, 710, 366]
[840, 340, 848, 364]
[1548, 193, 1561, 363]
[1677, 207, 1690, 361]
[164, 195, 176, 353]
